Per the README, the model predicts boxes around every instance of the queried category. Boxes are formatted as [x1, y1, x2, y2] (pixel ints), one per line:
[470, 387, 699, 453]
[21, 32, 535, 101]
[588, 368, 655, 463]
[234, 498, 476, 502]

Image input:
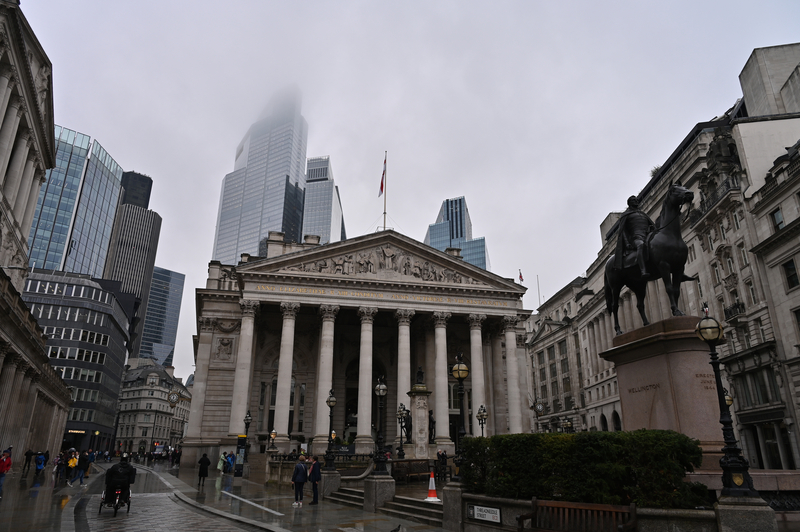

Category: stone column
[228, 299, 259, 436]
[13, 153, 38, 220]
[273, 302, 299, 449]
[490, 327, 506, 434]
[313, 305, 338, 449]
[775, 422, 790, 470]
[186, 318, 214, 440]
[503, 316, 523, 434]
[424, 322, 436, 404]
[517, 333, 532, 433]
[395, 309, 415, 412]
[0, 357, 27, 444]
[291, 382, 301, 434]
[0, 67, 15, 121]
[354, 307, 378, 453]
[468, 314, 487, 437]
[482, 334, 494, 436]
[21, 171, 45, 237]
[2, 129, 30, 203]
[587, 322, 597, 377]
[13, 368, 38, 454]
[432, 311, 451, 444]
[0, 96, 22, 181]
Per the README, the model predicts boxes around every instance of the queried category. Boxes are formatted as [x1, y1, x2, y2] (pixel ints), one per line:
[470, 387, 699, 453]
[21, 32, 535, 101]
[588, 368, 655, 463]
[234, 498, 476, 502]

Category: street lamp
[243, 410, 252, 463]
[396, 403, 407, 459]
[373, 376, 389, 474]
[696, 304, 758, 497]
[476, 405, 488, 438]
[562, 418, 573, 433]
[324, 389, 337, 470]
[451, 353, 469, 482]
[269, 429, 277, 450]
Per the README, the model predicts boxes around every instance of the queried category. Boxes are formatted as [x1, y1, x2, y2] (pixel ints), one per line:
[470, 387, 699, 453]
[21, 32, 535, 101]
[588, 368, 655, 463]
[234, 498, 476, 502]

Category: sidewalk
[141, 460, 446, 532]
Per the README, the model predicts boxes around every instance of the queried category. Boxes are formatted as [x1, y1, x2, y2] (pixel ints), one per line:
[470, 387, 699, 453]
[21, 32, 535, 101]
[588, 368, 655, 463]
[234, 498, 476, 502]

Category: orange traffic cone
[425, 471, 440, 501]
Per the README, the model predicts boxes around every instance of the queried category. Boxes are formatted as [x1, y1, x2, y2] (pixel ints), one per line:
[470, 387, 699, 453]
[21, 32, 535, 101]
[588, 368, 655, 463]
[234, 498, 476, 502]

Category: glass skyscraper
[302, 156, 346, 245]
[28, 125, 123, 278]
[424, 196, 491, 270]
[212, 88, 308, 264]
[139, 266, 185, 366]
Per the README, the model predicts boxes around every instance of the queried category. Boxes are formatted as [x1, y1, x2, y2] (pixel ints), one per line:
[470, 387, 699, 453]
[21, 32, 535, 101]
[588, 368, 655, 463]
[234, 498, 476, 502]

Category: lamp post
[562, 418, 573, 434]
[451, 353, 469, 482]
[373, 376, 388, 474]
[324, 389, 337, 470]
[476, 405, 488, 438]
[243, 410, 252, 463]
[269, 429, 277, 450]
[396, 403, 407, 459]
[696, 304, 758, 497]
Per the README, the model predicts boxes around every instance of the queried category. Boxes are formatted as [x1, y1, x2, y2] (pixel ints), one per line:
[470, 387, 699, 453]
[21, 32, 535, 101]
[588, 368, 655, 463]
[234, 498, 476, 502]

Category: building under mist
[302, 156, 346, 245]
[139, 266, 185, 366]
[212, 88, 309, 264]
[424, 196, 491, 270]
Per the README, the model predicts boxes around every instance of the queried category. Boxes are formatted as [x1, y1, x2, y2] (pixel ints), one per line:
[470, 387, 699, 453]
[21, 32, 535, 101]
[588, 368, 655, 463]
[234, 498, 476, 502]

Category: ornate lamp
[243, 410, 253, 462]
[695, 303, 758, 497]
[451, 353, 469, 482]
[476, 405, 488, 437]
[396, 403, 407, 459]
[324, 389, 337, 470]
[373, 376, 389, 474]
[269, 429, 277, 450]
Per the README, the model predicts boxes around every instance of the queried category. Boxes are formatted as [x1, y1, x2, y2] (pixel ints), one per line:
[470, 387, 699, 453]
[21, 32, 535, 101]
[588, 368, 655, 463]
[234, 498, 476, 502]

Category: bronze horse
[604, 182, 694, 335]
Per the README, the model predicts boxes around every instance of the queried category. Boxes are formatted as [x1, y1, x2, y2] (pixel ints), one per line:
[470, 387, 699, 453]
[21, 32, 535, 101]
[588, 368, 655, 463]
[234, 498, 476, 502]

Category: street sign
[467, 504, 501, 523]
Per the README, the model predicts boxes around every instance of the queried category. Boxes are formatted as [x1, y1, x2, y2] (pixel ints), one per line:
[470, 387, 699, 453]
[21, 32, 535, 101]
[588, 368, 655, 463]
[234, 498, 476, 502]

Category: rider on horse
[613, 196, 655, 279]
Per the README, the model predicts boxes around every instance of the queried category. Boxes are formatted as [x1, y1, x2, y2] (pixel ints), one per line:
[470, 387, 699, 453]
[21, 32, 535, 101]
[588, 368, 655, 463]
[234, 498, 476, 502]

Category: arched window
[600, 414, 609, 432]
[612, 411, 622, 432]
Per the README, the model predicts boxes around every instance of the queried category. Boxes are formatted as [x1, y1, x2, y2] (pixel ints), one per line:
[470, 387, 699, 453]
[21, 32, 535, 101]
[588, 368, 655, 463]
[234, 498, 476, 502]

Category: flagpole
[383, 151, 387, 231]
[537, 275, 542, 307]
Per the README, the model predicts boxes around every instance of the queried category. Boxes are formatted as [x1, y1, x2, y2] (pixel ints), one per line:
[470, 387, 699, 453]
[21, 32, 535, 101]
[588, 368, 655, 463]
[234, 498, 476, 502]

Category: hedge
[459, 430, 709, 509]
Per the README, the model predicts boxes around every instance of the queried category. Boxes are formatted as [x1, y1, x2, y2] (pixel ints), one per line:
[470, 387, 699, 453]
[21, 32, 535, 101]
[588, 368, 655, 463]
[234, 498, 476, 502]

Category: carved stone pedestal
[715, 496, 778, 532]
[408, 383, 433, 459]
[601, 316, 725, 468]
[442, 481, 464, 532]
[363, 474, 395, 512]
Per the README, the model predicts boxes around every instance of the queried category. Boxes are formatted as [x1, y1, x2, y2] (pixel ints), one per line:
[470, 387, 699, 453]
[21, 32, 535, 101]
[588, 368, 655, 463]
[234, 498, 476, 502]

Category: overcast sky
[22, 1, 800, 381]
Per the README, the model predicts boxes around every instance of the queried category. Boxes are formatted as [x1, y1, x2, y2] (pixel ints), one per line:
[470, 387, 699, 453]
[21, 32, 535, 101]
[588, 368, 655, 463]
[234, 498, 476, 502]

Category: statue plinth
[408, 385, 432, 460]
[601, 316, 724, 469]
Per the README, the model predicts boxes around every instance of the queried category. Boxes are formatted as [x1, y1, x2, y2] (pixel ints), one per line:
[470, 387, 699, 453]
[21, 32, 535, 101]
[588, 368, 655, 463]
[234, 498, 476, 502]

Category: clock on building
[534, 400, 545, 415]
[168, 392, 180, 406]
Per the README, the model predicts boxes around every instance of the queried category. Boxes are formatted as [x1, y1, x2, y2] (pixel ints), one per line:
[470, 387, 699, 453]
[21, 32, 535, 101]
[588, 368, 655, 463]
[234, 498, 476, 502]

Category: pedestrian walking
[174, 449, 182, 467]
[217, 452, 226, 473]
[66, 451, 77, 482]
[0, 448, 12, 499]
[33, 451, 46, 477]
[226, 451, 235, 473]
[291, 455, 307, 507]
[67, 451, 89, 486]
[23, 449, 34, 474]
[85, 449, 95, 478]
[198, 453, 211, 486]
[308, 455, 321, 505]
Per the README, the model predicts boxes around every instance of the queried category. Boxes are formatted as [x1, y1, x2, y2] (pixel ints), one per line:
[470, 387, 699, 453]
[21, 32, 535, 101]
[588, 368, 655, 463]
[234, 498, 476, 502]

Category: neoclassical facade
[184, 230, 530, 463]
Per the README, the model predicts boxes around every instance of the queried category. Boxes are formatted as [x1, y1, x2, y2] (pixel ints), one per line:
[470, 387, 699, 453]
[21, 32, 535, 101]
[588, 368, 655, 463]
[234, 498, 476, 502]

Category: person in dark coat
[197, 453, 211, 486]
[105, 454, 136, 504]
[308, 455, 321, 505]
[291, 455, 308, 507]
[23, 449, 34, 474]
[68, 451, 90, 486]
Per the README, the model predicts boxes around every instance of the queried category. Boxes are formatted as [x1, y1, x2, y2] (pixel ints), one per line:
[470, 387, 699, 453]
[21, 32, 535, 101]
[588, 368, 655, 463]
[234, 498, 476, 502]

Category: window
[148, 390, 154, 396]
[726, 257, 735, 274]
[141, 428, 148, 437]
[547, 346, 555, 361]
[747, 282, 757, 304]
[698, 279, 703, 298]
[713, 264, 722, 284]
[560, 358, 569, 373]
[708, 234, 715, 250]
[146, 403, 153, 409]
[757, 318, 766, 343]
[563, 377, 571, 393]
[551, 381, 559, 396]
[733, 211, 741, 230]
[783, 259, 799, 289]
[771, 209, 785, 231]
[719, 223, 726, 241]
[540, 385, 548, 399]
[550, 363, 557, 378]
[536, 351, 544, 365]
[739, 244, 749, 266]
[539, 368, 546, 381]
[558, 340, 568, 357]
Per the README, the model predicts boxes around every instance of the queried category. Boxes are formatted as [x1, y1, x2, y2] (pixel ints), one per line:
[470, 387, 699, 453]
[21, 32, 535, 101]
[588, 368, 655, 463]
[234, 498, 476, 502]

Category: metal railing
[694, 176, 740, 222]
[724, 301, 746, 321]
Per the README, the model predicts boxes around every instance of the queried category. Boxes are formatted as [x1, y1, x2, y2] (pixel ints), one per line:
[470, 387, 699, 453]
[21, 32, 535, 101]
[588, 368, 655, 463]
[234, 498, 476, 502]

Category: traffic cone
[424, 471, 440, 502]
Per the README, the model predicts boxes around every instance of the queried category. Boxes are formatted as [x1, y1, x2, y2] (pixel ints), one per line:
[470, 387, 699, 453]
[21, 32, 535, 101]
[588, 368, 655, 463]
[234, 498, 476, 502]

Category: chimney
[165, 365, 175, 377]
[304, 234, 321, 245]
[445, 247, 463, 259]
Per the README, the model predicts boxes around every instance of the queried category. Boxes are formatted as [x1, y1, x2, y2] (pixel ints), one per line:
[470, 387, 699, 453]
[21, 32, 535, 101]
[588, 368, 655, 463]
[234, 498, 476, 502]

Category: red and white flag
[519, 269, 524, 283]
[378, 155, 386, 197]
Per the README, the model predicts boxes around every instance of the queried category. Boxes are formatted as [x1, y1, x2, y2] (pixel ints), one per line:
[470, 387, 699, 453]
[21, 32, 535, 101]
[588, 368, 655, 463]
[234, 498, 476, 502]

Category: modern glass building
[302, 156, 346, 245]
[212, 87, 308, 263]
[120, 171, 153, 210]
[28, 125, 123, 278]
[139, 266, 185, 366]
[424, 196, 491, 270]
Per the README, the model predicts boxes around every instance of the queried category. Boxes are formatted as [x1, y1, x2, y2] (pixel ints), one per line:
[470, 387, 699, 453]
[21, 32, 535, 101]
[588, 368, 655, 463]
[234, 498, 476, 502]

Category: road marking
[220, 490, 284, 516]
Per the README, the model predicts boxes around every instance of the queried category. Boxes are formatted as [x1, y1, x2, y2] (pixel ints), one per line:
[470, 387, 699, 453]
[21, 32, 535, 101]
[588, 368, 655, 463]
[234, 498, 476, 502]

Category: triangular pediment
[235, 231, 524, 294]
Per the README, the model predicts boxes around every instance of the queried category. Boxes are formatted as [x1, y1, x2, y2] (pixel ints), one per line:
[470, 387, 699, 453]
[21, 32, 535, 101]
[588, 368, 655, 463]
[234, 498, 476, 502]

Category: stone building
[526, 43, 800, 471]
[0, 1, 71, 460]
[184, 230, 530, 464]
[115, 357, 191, 455]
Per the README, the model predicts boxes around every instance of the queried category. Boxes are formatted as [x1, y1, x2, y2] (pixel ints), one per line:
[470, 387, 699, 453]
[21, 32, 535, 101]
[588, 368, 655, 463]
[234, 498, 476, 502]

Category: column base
[715, 496, 778, 532]
[310, 437, 329, 457]
[354, 434, 375, 455]
[320, 469, 341, 500]
[363, 475, 395, 513]
[442, 481, 464, 532]
[433, 439, 455, 457]
[273, 435, 292, 454]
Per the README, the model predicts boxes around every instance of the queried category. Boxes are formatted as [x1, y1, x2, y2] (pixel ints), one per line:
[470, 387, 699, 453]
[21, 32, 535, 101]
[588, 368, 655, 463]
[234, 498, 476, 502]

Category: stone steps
[327, 487, 364, 508]
[379, 495, 443, 527]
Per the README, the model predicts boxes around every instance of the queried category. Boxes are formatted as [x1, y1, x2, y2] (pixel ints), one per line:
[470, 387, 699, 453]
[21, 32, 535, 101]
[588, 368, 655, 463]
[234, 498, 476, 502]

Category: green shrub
[460, 430, 708, 509]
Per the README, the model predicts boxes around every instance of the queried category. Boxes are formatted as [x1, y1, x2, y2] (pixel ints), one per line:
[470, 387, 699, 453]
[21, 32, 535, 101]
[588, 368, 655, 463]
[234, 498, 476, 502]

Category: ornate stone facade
[184, 230, 530, 464]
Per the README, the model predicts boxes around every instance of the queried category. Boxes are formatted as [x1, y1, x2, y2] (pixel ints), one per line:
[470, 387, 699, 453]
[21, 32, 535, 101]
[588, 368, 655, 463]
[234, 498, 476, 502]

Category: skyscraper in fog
[302, 156, 346, 245]
[139, 266, 185, 366]
[424, 196, 491, 270]
[28, 125, 123, 277]
[212, 88, 308, 264]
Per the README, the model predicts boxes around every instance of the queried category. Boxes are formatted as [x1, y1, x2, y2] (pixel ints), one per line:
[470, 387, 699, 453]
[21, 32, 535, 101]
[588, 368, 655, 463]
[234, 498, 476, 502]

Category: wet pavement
[0, 458, 447, 532]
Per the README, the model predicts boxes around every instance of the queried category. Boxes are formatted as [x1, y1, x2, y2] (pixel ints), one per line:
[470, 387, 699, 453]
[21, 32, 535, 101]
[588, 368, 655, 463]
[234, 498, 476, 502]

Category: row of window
[26, 280, 113, 305]
[29, 304, 107, 327]
[69, 408, 95, 422]
[54, 366, 103, 383]
[42, 326, 110, 346]
[48, 347, 107, 365]
[71, 388, 99, 403]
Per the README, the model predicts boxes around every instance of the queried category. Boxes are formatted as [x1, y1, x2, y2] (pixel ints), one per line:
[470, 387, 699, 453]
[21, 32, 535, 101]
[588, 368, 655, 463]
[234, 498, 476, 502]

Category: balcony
[692, 176, 740, 227]
[724, 301, 746, 322]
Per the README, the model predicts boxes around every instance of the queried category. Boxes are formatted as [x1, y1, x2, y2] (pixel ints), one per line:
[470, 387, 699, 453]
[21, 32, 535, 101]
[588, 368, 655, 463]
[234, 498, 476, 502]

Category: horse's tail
[604, 258, 613, 315]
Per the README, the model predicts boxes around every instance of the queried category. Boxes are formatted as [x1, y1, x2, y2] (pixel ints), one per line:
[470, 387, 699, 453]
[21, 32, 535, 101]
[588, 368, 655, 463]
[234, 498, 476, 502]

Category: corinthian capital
[432, 311, 451, 328]
[358, 307, 378, 324]
[468, 314, 486, 330]
[319, 304, 340, 322]
[395, 309, 415, 326]
[502, 315, 519, 333]
[280, 302, 300, 319]
[239, 299, 260, 318]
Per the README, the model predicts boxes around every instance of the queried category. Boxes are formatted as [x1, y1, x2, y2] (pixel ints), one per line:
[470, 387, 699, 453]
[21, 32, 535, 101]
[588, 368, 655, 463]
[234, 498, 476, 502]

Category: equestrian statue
[604, 182, 695, 335]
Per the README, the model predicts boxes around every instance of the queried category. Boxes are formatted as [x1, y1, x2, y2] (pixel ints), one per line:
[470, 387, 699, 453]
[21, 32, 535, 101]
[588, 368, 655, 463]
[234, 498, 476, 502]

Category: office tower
[424, 197, 491, 270]
[212, 87, 308, 264]
[22, 269, 136, 452]
[120, 171, 153, 209]
[139, 266, 185, 366]
[302, 156, 346, 245]
[28, 125, 124, 278]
